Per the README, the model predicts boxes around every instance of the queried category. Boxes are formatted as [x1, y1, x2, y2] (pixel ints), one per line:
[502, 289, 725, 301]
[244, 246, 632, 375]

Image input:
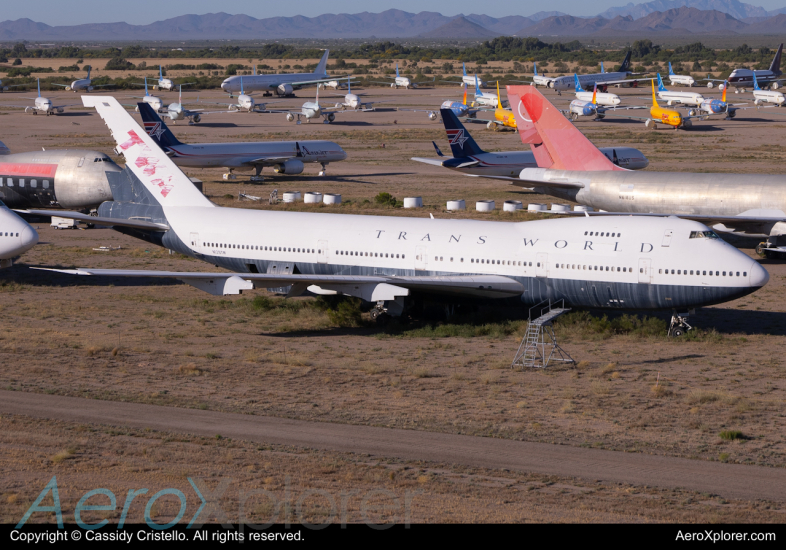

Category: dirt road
[2, 390, 783, 503]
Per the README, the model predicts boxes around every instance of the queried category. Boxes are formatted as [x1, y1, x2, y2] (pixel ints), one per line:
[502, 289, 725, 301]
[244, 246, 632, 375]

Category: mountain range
[1, 3, 786, 41]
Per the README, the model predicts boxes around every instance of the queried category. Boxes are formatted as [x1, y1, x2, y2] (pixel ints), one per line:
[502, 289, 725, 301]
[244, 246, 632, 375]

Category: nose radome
[20, 225, 39, 252]
[749, 260, 769, 287]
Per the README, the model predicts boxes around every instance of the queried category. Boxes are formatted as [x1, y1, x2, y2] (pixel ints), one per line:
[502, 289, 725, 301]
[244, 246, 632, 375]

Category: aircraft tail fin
[668, 61, 674, 75]
[474, 75, 481, 96]
[651, 80, 659, 107]
[533, 62, 538, 76]
[396, 63, 400, 78]
[83, 96, 212, 209]
[753, 73, 761, 91]
[440, 109, 484, 157]
[601, 61, 605, 74]
[618, 51, 631, 73]
[0, 141, 10, 155]
[86, 67, 91, 79]
[769, 43, 783, 74]
[37, 79, 41, 98]
[506, 84, 621, 171]
[432, 141, 444, 157]
[573, 74, 582, 93]
[253, 65, 257, 76]
[463, 62, 467, 76]
[462, 83, 467, 106]
[591, 84, 597, 105]
[137, 102, 184, 148]
[315, 50, 329, 75]
[722, 81, 727, 102]
[657, 73, 667, 92]
[159, 65, 163, 79]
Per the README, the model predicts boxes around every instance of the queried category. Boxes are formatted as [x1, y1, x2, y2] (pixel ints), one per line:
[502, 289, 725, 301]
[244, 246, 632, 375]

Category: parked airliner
[573, 74, 620, 106]
[138, 103, 346, 181]
[5, 79, 78, 115]
[505, 83, 786, 258]
[0, 202, 38, 268]
[752, 73, 785, 106]
[52, 67, 111, 93]
[33, 96, 767, 338]
[412, 109, 648, 177]
[707, 44, 782, 91]
[220, 51, 336, 97]
[667, 62, 695, 87]
[548, 53, 647, 92]
[655, 74, 705, 106]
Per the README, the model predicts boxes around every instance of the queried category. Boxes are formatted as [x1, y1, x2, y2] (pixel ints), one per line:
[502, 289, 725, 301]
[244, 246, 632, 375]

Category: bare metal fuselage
[531, 170, 786, 237]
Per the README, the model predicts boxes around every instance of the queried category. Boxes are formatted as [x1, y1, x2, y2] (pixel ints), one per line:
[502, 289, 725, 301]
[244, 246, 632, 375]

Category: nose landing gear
[668, 310, 694, 337]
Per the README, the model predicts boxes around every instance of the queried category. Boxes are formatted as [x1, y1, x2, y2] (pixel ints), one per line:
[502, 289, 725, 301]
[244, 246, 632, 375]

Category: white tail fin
[82, 96, 213, 208]
[315, 50, 329, 75]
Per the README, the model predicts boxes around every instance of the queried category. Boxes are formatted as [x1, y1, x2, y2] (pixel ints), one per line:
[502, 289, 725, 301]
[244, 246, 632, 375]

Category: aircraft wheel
[571, 113, 578, 121]
[756, 243, 767, 257]
[670, 327, 685, 338]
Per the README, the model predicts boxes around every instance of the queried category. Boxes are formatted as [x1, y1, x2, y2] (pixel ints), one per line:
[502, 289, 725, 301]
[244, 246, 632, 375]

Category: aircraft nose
[338, 148, 347, 160]
[749, 260, 769, 287]
[19, 225, 39, 253]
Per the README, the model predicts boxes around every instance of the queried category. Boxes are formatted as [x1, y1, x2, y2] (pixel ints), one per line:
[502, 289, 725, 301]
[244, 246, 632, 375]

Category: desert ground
[0, 84, 785, 525]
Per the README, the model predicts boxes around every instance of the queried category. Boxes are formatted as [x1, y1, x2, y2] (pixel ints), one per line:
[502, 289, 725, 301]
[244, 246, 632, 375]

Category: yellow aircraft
[483, 82, 516, 130]
[648, 79, 686, 129]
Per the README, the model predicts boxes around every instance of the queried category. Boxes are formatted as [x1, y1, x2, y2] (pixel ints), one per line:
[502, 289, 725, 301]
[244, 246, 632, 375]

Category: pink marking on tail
[119, 130, 145, 151]
[151, 177, 174, 197]
[134, 156, 160, 176]
[507, 85, 621, 172]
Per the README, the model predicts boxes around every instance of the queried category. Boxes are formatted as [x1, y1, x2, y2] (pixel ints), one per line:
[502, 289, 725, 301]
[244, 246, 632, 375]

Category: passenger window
[7, 178, 12, 187]
[743, 272, 747, 276]
[19, 179, 25, 188]
[736, 272, 740, 276]
[723, 271, 726, 276]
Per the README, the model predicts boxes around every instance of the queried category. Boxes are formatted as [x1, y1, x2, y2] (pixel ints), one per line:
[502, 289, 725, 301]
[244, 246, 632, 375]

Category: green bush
[12, 58, 21, 66]
[719, 430, 744, 441]
[374, 192, 398, 207]
[314, 296, 363, 327]
[105, 57, 135, 70]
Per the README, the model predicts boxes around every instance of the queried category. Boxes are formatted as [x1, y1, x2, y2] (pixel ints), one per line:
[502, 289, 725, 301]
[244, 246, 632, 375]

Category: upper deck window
[689, 230, 720, 239]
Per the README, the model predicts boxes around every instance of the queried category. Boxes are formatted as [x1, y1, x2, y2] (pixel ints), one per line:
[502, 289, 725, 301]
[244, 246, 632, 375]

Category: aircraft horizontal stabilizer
[20, 210, 169, 231]
[411, 157, 446, 167]
[34, 269, 525, 298]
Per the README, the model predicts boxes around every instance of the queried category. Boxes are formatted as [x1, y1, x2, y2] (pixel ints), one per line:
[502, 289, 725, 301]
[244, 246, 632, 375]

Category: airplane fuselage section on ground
[163, 141, 347, 169]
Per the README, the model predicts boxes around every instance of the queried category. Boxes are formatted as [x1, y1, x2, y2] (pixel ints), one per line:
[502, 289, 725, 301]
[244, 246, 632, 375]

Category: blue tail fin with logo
[440, 109, 485, 157]
[137, 103, 183, 148]
[574, 74, 583, 93]
[668, 61, 674, 76]
[657, 73, 668, 92]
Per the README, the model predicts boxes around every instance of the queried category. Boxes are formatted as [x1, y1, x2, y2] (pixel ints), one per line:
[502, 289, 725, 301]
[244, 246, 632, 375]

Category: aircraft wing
[51, 103, 81, 110]
[411, 157, 445, 167]
[525, 209, 786, 227]
[19, 210, 169, 231]
[471, 174, 585, 189]
[50, 83, 70, 87]
[33, 269, 526, 299]
[596, 77, 656, 86]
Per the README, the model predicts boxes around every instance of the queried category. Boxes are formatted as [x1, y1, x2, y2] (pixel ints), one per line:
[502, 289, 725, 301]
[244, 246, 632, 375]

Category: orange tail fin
[507, 85, 621, 171]
[722, 81, 727, 102]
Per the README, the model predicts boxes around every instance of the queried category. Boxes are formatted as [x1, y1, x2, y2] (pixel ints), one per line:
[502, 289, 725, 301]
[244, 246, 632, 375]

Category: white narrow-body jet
[472, 76, 506, 108]
[752, 73, 785, 106]
[667, 62, 696, 87]
[164, 86, 230, 124]
[330, 78, 389, 110]
[129, 77, 164, 112]
[156, 65, 175, 91]
[373, 63, 416, 89]
[51, 67, 110, 93]
[213, 76, 283, 113]
[137, 102, 346, 180]
[274, 86, 364, 124]
[573, 74, 620, 106]
[655, 74, 704, 106]
[6, 79, 78, 115]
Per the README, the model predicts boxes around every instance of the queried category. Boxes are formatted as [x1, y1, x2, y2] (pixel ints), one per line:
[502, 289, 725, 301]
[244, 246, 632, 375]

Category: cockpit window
[689, 230, 720, 239]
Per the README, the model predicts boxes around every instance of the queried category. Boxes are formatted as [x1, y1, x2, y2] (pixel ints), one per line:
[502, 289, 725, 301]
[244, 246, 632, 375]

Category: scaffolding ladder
[512, 300, 575, 369]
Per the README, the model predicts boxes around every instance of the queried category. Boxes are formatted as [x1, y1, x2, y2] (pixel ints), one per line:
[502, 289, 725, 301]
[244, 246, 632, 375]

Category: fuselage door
[638, 258, 652, 284]
[536, 253, 548, 277]
[190, 232, 200, 251]
[415, 245, 428, 271]
[661, 229, 673, 247]
[77, 157, 85, 168]
[318, 240, 328, 264]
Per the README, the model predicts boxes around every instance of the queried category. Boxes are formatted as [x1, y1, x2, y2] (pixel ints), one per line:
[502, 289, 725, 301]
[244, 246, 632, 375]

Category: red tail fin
[506, 85, 622, 171]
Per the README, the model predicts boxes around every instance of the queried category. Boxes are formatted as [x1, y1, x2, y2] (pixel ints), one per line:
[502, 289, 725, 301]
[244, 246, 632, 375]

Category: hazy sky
[6, 1, 786, 26]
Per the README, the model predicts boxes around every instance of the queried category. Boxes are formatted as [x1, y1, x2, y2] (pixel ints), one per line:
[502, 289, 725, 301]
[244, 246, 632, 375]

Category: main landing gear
[668, 310, 694, 338]
[250, 165, 264, 183]
[319, 162, 328, 176]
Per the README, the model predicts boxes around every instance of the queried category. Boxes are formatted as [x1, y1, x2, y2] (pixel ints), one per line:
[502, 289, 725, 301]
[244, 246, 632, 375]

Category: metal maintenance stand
[512, 300, 575, 369]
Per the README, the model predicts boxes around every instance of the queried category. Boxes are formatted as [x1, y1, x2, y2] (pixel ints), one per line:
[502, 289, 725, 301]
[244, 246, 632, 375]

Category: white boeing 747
[31, 96, 768, 337]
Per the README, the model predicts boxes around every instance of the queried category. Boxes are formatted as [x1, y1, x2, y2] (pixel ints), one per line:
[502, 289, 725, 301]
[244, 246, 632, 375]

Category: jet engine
[277, 84, 294, 96]
[192, 114, 201, 123]
[326, 113, 335, 122]
[754, 99, 762, 106]
[56, 108, 64, 114]
[718, 83, 726, 91]
[87, 86, 94, 92]
[273, 159, 304, 175]
[707, 82, 715, 89]
[25, 107, 33, 114]
[773, 82, 781, 90]
[335, 103, 343, 109]
[391, 83, 396, 88]
[428, 111, 437, 121]
[682, 119, 692, 128]
[286, 113, 295, 122]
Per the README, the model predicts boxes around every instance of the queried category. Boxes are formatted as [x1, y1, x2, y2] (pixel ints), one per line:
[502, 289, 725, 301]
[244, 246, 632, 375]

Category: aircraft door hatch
[190, 232, 200, 250]
[638, 258, 652, 284]
[662, 229, 673, 247]
[536, 253, 548, 277]
[317, 240, 328, 264]
[415, 246, 428, 271]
